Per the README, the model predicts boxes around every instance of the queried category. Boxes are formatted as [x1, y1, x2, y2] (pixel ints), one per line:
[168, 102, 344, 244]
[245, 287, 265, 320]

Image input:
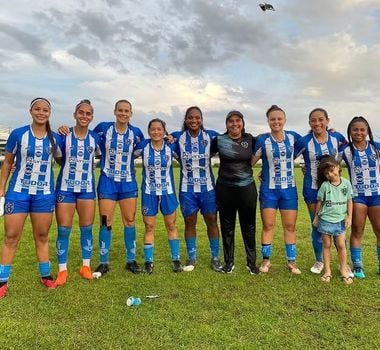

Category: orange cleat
[79, 265, 93, 280]
[55, 270, 68, 286]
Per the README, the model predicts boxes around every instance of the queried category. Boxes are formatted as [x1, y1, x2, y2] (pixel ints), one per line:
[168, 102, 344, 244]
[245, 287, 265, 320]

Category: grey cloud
[68, 44, 101, 65]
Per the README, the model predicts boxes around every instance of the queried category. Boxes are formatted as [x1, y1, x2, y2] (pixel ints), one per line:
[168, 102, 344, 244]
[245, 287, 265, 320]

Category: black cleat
[172, 260, 183, 273]
[222, 262, 235, 274]
[246, 263, 260, 275]
[95, 263, 110, 276]
[143, 261, 154, 274]
[210, 257, 223, 272]
[126, 261, 142, 274]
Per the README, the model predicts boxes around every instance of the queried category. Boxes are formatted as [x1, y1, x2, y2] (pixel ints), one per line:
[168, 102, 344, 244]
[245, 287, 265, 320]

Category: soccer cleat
[210, 257, 223, 273]
[55, 270, 68, 286]
[126, 261, 142, 274]
[287, 261, 301, 275]
[310, 261, 324, 274]
[353, 267, 366, 279]
[183, 259, 196, 272]
[79, 266, 93, 280]
[172, 260, 183, 273]
[143, 262, 154, 274]
[259, 259, 271, 273]
[246, 263, 260, 275]
[41, 276, 57, 289]
[0, 282, 8, 299]
[95, 263, 109, 276]
[222, 262, 235, 274]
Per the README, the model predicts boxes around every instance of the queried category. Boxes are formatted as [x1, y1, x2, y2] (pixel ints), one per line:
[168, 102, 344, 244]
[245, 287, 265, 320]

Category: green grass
[0, 168, 379, 350]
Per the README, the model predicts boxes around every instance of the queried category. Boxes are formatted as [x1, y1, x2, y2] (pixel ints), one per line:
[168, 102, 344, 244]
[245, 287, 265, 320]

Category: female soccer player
[55, 100, 101, 286]
[211, 111, 259, 274]
[134, 119, 182, 274]
[171, 106, 222, 272]
[340, 116, 380, 278]
[294, 108, 346, 274]
[252, 105, 302, 274]
[0, 98, 61, 298]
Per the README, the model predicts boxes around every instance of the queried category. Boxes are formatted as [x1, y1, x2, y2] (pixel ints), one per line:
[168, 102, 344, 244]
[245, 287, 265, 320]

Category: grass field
[0, 167, 379, 350]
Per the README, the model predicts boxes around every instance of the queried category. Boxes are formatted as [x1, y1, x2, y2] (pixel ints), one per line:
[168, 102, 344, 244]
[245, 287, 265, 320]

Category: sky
[1, 0, 380, 138]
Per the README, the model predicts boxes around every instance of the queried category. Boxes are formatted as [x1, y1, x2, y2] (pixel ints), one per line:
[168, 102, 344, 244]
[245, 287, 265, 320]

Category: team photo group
[0, 97, 379, 299]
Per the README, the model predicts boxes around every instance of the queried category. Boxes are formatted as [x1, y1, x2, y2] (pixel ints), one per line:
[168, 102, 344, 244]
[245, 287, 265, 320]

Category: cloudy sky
[1, 0, 380, 138]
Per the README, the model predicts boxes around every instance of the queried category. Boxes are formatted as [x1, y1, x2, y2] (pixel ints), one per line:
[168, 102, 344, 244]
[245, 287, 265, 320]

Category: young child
[312, 155, 353, 284]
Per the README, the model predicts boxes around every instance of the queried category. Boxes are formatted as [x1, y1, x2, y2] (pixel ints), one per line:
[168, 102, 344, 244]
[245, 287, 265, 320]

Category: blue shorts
[303, 187, 318, 205]
[353, 195, 380, 207]
[141, 192, 178, 216]
[259, 187, 298, 210]
[4, 191, 55, 214]
[97, 173, 138, 201]
[56, 190, 96, 203]
[318, 218, 345, 236]
[179, 190, 217, 217]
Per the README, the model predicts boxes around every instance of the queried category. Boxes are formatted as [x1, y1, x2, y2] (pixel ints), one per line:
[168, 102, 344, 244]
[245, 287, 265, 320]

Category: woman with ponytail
[0, 98, 62, 299]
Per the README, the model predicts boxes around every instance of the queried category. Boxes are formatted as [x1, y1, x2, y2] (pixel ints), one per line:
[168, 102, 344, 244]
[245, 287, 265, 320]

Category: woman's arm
[0, 152, 16, 197]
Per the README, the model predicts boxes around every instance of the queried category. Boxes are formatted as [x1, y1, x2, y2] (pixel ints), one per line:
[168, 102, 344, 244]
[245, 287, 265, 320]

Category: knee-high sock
[285, 243, 297, 262]
[0, 265, 12, 283]
[144, 244, 154, 263]
[209, 238, 220, 259]
[80, 225, 93, 263]
[310, 212, 323, 262]
[56, 226, 72, 267]
[261, 244, 272, 259]
[168, 239, 180, 261]
[38, 261, 52, 278]
[99, 225, 112, 264]
[124, 226, 136, 262]
[350, 246, 362, 269]
[185, 237, 196, 260]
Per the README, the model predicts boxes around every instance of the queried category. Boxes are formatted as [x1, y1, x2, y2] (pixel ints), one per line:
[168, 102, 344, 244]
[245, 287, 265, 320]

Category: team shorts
[141, 192, 178, 216]
[4, 191, 55, 214]
[97, 173, 138, 201]
[318, 218, 345, 236]
[56, 190, 96, 204]
[259, 187, 298, 210]
[179, 190, 217, 217]
[303, 187, 318, 205]
[353, 195, 380, 207]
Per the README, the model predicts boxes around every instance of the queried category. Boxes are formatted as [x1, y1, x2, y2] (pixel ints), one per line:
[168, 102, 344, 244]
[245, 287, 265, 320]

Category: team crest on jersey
[25, 166, 33, 175]
[125, 139, 132, 145]
[370, 153, 378, 161]
[142, 206, 149, 215]
[117, 142, 123, 149]
[355, 175, 363, 184]
[341, 187, 348, 196]
[201, 140, 208, 147]
[5, 201, 14, 214]
[87, 146, 94, 154]
[166, 155, 170, 162]
[241, 141, 248, 149]
[46, 146, 52, 155]
[69, 166, 76, 174]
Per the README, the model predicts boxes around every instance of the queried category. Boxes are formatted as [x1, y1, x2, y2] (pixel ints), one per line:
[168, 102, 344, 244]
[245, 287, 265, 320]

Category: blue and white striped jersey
[171, 129, 218, 193]
[93, 122, 144, 184]
[295, 131, 346, 190]
[56, 127, 101, 193]
[340, 142, 380, 197]
[134, 139, 178, 196]
[5, 125, 61, 195]
[254, 131, 301, 190]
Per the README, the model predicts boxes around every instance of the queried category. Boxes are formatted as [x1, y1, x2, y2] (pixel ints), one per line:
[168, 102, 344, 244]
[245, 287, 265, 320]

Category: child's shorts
[318, 218, 345, 236]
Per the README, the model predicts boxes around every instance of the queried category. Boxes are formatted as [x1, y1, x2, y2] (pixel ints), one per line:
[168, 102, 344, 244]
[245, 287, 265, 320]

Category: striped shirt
[172, 129, 217, 193]
[56, 127, 101, 193]
[5, 125, 61, 195]
[295, 131, 346, 190]
[340, 142, 380, 197]
[93, 122, 144, 183]
[254, 131, 301, 189]
[134, 139, 177, 195]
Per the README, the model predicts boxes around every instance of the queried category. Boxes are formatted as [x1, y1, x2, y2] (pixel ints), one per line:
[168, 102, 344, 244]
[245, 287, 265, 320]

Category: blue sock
[99, 225, 112, 264]
[124, 226, 136, 262]
[168, 239, 180, 261]
[185, 237, 197, 260]
[38, 261, 52, 277]
[209, 238, 220, 259]
[310, 212, 323, 262]
[350, 246, 362, 269]
[0, 264, 12, 282]
[285, 243, 297, 262]
[56, 226, 72, 264]
[261, 244, 272, 259]
[80, 225, 93, 260]
[144, 244, 154, 263]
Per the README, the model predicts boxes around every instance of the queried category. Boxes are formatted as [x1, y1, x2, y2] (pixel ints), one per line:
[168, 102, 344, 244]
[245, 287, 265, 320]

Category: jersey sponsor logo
[272, 176, 293, 185]
[182, 152, 207, 160]
[20, 178, 48, 188]
[106, 168, 130, 176]
[356, 183, 379, 191]
[187, 177, 207, 184]
[25, 166, 33, 175]
[78, 151, 84, 157]
[149, 182, 168, 190]
[64, 179, 91, 187]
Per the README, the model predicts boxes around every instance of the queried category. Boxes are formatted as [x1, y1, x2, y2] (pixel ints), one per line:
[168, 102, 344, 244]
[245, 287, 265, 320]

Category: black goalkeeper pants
[216, 181, 257, 266]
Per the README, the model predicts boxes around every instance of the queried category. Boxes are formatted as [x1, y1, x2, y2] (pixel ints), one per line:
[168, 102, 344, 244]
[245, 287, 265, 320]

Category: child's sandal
[342, 276, 353, 285]
[321, 274, 332, 282]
